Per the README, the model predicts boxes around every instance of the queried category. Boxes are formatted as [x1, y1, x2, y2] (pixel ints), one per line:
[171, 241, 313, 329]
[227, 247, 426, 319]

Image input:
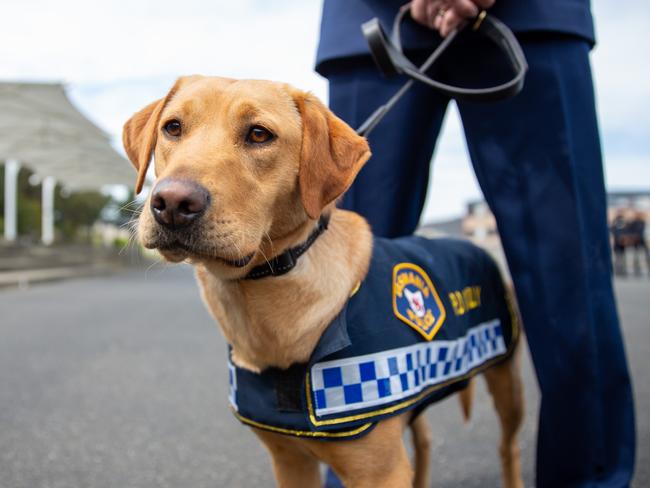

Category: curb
[0, 265, 117, 290]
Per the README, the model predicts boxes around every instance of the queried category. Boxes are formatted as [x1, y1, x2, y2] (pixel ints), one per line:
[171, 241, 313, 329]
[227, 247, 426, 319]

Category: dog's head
[123, 76, 370, 277]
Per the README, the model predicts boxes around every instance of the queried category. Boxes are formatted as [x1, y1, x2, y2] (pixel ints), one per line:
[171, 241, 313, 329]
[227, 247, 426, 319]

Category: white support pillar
[41, 176, 56, 246]
[4, 159, 20, 242]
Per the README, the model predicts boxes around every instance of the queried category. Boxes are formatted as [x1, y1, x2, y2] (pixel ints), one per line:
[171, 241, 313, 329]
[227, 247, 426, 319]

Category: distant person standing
[317, 0, 636, 486]
[611, 212, 630, 276]
[630, 211, 650, 277]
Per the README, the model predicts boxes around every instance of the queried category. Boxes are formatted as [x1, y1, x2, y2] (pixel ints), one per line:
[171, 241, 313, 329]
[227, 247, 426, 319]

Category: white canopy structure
[0, 82, 133, 244]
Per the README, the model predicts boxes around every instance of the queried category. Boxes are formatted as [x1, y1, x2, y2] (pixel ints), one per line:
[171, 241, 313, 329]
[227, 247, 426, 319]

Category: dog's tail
[458, 378, 475, 423]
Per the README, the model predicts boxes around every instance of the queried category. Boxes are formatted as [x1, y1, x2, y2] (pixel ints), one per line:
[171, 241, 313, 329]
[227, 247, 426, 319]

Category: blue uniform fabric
[316, 0, 595, 74]
[318, 4, 636, 486]
[228, 237, 517, 440]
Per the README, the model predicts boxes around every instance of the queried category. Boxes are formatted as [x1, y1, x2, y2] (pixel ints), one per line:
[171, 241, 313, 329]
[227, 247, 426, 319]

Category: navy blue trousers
[324, 34, 635, 487]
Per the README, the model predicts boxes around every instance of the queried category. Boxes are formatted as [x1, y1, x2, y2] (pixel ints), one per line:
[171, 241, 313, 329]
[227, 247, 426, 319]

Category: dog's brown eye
[246, 125, 274, 144]
[163, 119, 182, 137]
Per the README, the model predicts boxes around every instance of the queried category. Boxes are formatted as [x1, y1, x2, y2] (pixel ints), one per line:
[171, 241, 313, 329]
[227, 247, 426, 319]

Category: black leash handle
[357, 3, 528, 137]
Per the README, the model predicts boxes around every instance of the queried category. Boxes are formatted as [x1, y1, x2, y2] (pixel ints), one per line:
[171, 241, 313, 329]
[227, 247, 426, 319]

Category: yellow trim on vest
[349, 281, 361, 297]
[305, 291, 520, 428]
[231, 408, 373, 438]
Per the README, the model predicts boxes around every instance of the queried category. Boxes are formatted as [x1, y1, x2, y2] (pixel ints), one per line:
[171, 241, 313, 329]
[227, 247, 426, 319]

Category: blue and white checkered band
[310, 319, 505, 417]
[228, 358, 238, 411]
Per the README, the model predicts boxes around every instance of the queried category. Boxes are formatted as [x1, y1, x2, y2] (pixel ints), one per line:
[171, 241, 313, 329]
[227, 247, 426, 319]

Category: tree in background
[55, 189, 110, 242]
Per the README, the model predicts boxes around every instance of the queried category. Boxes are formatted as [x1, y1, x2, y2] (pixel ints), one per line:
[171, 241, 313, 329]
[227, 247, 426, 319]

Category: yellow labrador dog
[123, 75, 524, 488]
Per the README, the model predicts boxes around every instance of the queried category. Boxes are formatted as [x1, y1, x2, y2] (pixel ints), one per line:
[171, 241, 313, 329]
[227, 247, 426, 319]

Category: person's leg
[458, 36, 635, 487]
[326, 56, 449, 238]
[632, 242, 642, 277]
[614, 245, 627, 277]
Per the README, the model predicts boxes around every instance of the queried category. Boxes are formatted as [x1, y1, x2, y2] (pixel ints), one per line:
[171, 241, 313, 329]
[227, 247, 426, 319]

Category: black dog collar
[243, 214, 330, 280]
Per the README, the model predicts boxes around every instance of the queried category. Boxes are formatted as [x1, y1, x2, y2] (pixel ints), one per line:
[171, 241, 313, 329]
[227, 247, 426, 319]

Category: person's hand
[411, 0, 495, 37]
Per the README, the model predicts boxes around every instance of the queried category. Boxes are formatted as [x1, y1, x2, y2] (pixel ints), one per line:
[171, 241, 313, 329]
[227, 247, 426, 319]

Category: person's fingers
[471, 0, 495, 9]
[411, 0, 484, 35]
[427, 1, 446, 29]
[433, 8, 444, 31]
[411, 0, 433, 27]
[450, 0, 479, 19]
[440, 10, 464, 37]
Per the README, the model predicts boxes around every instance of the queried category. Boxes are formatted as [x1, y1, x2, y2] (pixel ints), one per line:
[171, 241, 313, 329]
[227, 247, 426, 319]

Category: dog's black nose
[150, 178, 210, 229]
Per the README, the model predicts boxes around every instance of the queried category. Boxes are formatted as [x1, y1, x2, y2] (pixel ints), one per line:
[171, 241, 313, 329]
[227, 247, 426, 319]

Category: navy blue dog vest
[228, 236, 519, 440]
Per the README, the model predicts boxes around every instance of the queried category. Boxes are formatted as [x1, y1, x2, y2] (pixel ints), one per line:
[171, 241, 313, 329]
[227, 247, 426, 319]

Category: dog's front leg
[306, 416, 413, 488]
[253, 429, 321, 488]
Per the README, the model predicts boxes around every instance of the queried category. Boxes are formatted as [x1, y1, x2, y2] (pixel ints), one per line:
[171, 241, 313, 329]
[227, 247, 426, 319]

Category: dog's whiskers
[144, 256, 166, 278]
[118, 199, 143, 212]
[118, 219, 141, 256]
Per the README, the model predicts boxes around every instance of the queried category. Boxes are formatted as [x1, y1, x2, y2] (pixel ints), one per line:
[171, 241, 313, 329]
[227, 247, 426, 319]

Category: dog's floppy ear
[122, 77, 189, 194]
[122, 99, 165, 194]
[293, 92, 371, 219]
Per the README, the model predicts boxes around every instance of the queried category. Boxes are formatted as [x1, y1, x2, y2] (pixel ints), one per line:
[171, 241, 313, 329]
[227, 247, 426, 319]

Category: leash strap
[243, 214, 330, 280]
[357, 4, 528, 137]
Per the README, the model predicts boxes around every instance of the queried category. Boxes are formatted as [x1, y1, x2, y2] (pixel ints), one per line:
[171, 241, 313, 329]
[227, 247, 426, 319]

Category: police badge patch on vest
[393, 262, 446, 340]
[228, 237, 519, 440]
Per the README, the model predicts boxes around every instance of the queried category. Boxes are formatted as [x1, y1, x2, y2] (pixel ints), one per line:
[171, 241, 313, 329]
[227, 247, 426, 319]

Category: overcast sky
[2, 0, 648, 222]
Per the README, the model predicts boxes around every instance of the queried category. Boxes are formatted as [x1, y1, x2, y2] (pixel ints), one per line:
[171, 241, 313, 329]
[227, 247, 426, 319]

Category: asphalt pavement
[0, 265, 647, 488]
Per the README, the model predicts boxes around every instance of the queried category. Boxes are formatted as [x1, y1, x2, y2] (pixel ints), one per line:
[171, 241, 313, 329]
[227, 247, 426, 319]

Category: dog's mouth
[142, 221, 259, 268]
[157, 241, 255, 267]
